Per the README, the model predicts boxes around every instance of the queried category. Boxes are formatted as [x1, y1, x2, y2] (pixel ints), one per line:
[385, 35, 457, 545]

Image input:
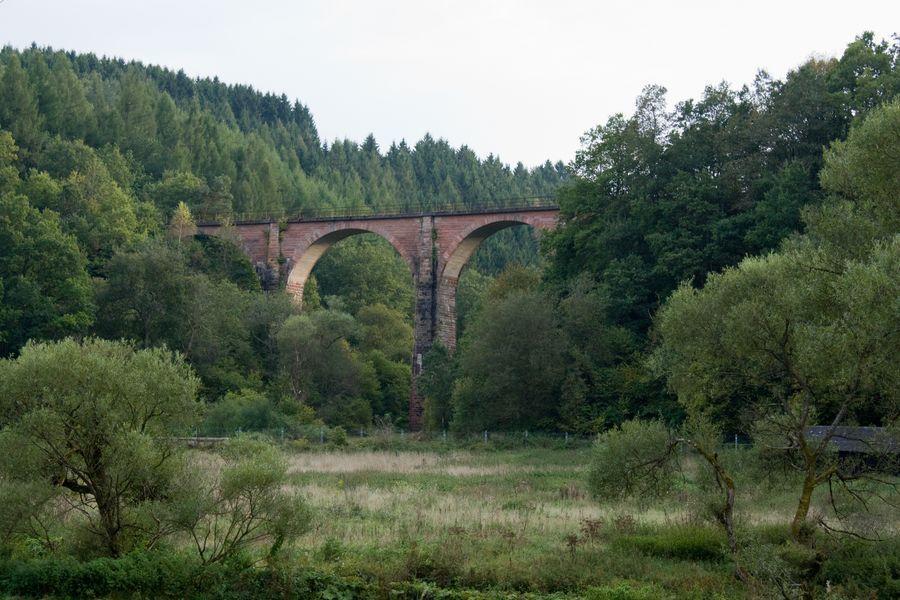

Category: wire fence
[179, 427, 755, 450]
[195, 195, 559, 226]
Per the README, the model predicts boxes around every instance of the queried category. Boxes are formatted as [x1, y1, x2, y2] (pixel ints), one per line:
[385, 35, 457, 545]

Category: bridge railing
[196, 195, 558, 226]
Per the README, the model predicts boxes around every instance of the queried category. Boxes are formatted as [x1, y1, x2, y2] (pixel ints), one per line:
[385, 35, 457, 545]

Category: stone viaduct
[197, 204, 559, 430]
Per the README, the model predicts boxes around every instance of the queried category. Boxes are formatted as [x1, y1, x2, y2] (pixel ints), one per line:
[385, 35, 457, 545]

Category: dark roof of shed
[805, 426, 898, 454]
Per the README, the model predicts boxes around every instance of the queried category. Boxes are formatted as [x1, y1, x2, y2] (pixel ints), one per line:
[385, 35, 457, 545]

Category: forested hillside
[0, 45, 565, 218]
[0, 43, 563, 430]
[427, 33, 899, 433]
[1, 35, 897, 436]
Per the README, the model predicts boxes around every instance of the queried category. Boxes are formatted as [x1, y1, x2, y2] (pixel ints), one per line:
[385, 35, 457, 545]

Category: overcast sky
[1, 1, 897, 167]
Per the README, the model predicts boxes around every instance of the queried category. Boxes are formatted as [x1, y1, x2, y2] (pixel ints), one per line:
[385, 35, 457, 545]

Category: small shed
[805, 426, 898, 455]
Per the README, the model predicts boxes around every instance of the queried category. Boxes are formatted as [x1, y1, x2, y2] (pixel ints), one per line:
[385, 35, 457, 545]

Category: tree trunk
[791, 472, 817, 541]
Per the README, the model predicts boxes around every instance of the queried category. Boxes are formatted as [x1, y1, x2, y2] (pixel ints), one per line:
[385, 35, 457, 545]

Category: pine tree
[169, 201, 197, 240]
[0, 54, 44, 150]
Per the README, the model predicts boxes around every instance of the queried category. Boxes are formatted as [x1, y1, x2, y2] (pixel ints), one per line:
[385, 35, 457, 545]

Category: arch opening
[437, 220, 545, 350]
[284, 228, 417, 428]
[285, 228, 412, 308]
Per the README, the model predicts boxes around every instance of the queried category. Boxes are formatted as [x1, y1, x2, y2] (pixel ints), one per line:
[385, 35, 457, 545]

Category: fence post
[483, 430, 488, 443]
[734, 433, 738, 450]
[320, 427, 324, 444]
[565, 432, 569, 444]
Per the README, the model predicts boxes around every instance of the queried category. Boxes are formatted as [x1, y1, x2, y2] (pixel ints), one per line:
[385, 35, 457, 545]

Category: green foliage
[0, 554, 377, 599]
[96, 238, 284, 397]
[313, 235, 414, 317]
[188, 233, 261, 291]
[169, 435, 311, 564]
[612, 526, 727, 562]
[0, 338, 201, 556]
[366, 350, 411, 424]
[357, 303, 413, 362]
[27, 139, 149, 271]
[200, 388, 317, 436]
[277, 309, 387, 428]
[453, 288, 567, 431]
[653, 99, 900, 539]
[421, 342, 457, 431]
[541, 33, 899, 435]
[448, 269, 662, 433]
[277, 309, 358, 402]
[0, 170, 94, 356]
[820, 98, 900, 235]
[654, 99, 900, 431]
[588, 420, 676, 500]
[455, 267, 492, 339]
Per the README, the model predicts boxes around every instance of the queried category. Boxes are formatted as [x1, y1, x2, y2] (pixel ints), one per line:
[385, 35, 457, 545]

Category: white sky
[1, 1, 897, 167]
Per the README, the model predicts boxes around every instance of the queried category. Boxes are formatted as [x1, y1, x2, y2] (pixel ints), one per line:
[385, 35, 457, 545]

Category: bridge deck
[196, 197, 559, 226]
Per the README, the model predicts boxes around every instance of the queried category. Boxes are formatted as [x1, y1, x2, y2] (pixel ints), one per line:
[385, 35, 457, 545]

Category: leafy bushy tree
[96, 238, 280, 397]
[452, 288, 567, 431]
[589, 418, 742, 562]
[654, 100, 900, 539]
[0, 338, 201, 556]
[0, 133, 93, 356]
[170, 436, 311, 564]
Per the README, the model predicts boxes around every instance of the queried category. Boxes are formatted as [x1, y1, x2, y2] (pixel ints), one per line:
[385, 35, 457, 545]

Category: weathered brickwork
[198, 208, 558, 429]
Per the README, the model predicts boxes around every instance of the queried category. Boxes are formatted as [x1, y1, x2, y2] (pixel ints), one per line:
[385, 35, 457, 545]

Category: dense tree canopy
[0, 34, 896, 438]
[0, 46, 566, 220]
[0, 133, 93, 355]
[544, 34, 899, 334]
[653, 99, 900, 537]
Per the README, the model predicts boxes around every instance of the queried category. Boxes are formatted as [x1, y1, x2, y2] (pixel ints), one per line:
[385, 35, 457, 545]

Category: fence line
[179, 428, 755, 448]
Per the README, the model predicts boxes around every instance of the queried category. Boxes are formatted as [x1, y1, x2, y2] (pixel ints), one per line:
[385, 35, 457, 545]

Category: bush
[584, 582, 668, 600]
[817, 537, 900, 597]
[201, 389, 318, 437]
[327, 426, 348, 447]
[0, 554, 374, 599]
[169, 435, 311, 564]
[588, 420, 675, 501]
[0, 551, 200, 598]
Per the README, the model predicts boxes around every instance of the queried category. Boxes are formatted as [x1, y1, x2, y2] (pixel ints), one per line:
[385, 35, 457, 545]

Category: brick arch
[435, 213, 556, 349]
[196, 206, 559, 430]
[284, 223, 413, 305]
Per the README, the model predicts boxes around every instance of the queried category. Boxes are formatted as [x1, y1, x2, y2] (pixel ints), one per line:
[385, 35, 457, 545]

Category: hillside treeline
[0, 45, 564, 218]
[428, 32, 899, 433]
[1, 34, 897, 437]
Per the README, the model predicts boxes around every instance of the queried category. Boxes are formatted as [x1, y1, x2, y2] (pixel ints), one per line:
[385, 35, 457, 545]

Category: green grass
[3, 444, 895, 598]
[281, 447, 745, 597]
[274, 444, 899, 598]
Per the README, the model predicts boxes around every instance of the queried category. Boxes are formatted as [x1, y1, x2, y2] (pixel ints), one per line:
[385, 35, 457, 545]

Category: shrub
[588, 420, 675, 501]
[0, 338, 201, 556]
[169, 435, 311, 564]
[327, 426, 349, 447]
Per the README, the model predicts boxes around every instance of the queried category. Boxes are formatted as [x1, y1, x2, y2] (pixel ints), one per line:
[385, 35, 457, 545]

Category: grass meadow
[252, 442, 898, 598]
[2, 440, 896, 598]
